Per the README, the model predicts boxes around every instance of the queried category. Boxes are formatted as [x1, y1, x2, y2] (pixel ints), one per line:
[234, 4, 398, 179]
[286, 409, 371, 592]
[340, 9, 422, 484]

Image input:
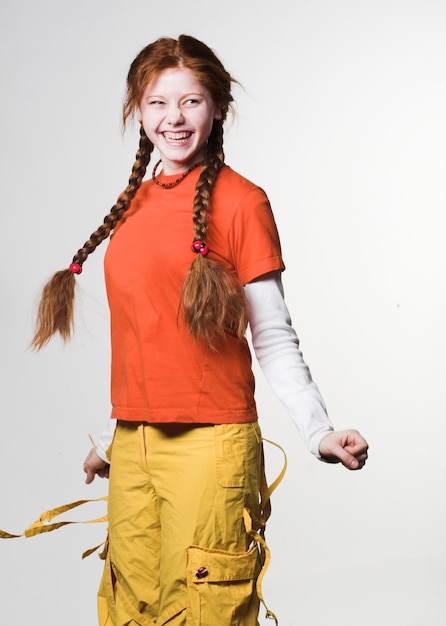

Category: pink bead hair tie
[69, 262, 83, 274]
[191, 241, 209, 256]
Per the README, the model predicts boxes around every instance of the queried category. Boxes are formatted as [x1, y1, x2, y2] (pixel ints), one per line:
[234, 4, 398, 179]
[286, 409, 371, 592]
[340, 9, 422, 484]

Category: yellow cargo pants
[98, 420, 277, 626]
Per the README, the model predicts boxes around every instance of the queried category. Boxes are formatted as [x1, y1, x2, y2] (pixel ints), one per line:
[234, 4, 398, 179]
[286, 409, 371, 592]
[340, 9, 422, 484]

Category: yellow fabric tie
[0, 496, 108, 555]
[243, 437, 288, 625]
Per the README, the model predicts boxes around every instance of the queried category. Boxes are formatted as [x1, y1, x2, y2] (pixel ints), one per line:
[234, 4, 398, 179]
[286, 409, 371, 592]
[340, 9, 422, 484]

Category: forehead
[143, 66, 206, 95]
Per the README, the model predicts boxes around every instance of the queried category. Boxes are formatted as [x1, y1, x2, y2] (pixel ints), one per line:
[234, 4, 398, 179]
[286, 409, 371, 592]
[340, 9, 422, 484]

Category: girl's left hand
[319, 429, 369, 470]
[83, 447, 110, 484]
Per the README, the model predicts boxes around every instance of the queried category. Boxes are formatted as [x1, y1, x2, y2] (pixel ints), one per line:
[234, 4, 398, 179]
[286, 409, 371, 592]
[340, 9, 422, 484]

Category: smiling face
[138, 66, 222, 175]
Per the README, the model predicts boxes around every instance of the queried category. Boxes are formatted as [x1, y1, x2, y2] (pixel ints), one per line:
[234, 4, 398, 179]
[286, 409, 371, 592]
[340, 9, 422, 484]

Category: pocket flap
[187, 544, 260, 583]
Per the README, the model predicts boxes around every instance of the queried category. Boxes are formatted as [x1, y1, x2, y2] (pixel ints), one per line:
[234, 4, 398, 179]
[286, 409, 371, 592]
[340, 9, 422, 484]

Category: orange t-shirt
[104, 165, 284, 424]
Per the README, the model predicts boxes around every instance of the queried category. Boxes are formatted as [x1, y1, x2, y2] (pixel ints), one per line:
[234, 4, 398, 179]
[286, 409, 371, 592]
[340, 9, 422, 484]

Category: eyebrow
[145, 91, 205, 99]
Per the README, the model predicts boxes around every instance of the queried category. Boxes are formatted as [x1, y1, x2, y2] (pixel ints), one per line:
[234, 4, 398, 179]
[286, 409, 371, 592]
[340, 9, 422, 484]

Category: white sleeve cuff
[245, 272, 334, 456]
[95, 418, 117, 463]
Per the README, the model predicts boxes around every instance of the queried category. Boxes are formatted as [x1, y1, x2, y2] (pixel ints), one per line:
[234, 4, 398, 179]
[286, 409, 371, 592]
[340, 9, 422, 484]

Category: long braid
[181, 121, 248, 347]
[191, 122, 225, 242]
[32, 127, 153, 349]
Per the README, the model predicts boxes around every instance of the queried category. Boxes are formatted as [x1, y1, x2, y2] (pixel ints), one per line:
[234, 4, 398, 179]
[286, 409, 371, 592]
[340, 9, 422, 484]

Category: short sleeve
[228, 186, 285, 284]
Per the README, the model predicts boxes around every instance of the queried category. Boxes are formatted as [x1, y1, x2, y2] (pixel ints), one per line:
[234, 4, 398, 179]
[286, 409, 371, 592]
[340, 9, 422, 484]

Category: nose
[166, 104, 184, 125]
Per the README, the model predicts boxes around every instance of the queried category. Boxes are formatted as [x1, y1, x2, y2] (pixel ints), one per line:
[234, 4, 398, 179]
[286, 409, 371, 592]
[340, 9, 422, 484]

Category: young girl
[33, 34, 368, 626]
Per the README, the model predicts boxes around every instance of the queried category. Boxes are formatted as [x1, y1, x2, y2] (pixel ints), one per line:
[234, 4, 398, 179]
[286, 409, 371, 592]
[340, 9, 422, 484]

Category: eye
[147, 99, 165, 105]
[183, 98, 201, 106]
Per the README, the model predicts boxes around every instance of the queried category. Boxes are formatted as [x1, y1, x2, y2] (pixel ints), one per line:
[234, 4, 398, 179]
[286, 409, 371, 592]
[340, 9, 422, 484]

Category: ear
[137, 108, 142, 123]
[213, 107, 223, 121]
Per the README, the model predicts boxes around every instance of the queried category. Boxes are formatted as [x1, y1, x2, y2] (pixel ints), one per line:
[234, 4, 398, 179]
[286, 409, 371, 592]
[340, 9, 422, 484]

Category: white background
[1, 1, 445, 624]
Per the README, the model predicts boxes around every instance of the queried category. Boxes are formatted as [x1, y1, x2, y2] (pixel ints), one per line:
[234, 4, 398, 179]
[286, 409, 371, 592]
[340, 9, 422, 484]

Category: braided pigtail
[181, 121, 248, 347]
[32, 126, 153, 349]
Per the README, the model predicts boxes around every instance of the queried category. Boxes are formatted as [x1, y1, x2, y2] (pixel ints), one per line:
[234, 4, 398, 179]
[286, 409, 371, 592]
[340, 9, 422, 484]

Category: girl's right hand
[83, 447, 110, 484]
[319, 429, 368, 470]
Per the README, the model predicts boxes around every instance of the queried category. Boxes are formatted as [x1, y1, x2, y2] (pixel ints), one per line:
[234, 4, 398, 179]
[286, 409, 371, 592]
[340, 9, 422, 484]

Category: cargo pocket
[186, 544, 261, 626]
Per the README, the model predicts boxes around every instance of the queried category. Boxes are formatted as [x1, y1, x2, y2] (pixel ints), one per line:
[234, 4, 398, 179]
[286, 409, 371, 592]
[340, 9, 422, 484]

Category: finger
[84, 465, 96, 484]
[345, 439, 368, 453]
[342, 431, 369, 452]
[344, 445, 369, 465]
[356, 451, 368, 462]
[340, 446, 369, 470]
[344, 456, 360, 470]
[347, 452, 368, 470]
[327, 444, 360, 470]
[345, 450, 368, 464]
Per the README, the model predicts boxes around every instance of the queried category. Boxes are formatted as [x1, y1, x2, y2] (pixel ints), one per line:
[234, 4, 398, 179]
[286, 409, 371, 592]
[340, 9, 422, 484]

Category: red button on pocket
[195, 566, 209, 579]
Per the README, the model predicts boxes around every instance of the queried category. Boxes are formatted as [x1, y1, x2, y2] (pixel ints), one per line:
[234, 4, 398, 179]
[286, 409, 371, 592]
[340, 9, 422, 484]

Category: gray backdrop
[1, 0, 445, 624]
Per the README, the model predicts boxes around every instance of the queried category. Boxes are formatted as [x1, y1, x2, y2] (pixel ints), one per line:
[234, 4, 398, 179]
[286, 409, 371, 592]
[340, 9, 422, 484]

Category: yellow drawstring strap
[0, 496, 108, 542]
[243, 436, 287, 625]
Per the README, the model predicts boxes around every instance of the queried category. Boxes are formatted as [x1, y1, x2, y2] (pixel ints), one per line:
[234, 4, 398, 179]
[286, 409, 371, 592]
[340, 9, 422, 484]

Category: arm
[244, 272, 368, 469]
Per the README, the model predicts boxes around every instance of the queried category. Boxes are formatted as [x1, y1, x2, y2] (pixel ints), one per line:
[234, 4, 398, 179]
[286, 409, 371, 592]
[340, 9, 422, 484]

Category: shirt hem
[111, 407, 258, 425]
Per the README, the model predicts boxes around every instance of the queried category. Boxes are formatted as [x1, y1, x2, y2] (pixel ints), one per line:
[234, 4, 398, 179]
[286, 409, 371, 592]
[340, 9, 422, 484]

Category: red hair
[123, 35, 234, 127]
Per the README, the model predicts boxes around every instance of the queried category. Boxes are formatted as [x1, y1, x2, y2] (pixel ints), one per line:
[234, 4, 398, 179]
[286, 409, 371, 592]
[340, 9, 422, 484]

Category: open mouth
[163, 132, 192, 142]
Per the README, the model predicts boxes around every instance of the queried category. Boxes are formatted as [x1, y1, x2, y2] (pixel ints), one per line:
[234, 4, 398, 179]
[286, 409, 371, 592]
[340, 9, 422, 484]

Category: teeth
[164, 132, 191, 141]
